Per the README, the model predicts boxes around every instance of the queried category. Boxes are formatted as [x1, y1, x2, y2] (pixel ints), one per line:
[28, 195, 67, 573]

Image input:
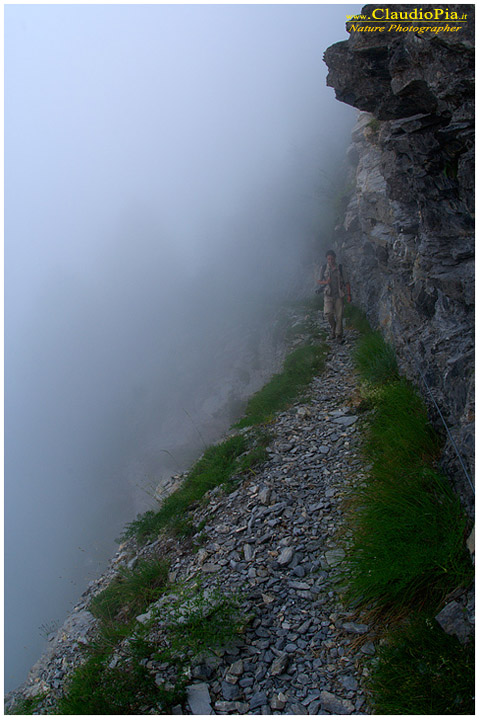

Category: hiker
[316, 249, 351, 343]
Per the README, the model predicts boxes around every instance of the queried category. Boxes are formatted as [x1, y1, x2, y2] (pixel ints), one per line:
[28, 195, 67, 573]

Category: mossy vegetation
[57, 652, 163, 715]
[154, 585, 242, 664]
[342, 304, 474, 713]
[366, 117, 381, 133]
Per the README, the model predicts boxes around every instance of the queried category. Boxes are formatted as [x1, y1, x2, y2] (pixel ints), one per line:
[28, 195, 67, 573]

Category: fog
[5, 4, 357, 691]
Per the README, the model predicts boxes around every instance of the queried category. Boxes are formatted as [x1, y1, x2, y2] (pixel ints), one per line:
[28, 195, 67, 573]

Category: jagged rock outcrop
[324, 4, 474, 512]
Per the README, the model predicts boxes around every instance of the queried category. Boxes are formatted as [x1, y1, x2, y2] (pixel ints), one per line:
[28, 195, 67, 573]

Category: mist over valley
[5, 4, 357, 690]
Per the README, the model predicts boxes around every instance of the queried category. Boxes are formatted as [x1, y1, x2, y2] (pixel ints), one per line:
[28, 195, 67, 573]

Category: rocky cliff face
[324, 5, 474, 512]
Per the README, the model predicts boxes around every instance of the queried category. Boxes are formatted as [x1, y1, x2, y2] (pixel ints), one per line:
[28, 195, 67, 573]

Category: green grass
[353, 330, 399, 384]
[344, 467, 472, 610]
[365, 380, 441, 478]
[345, 305, 399, 384]
[123, 434, 248, 540]
[6, 693, 48, 715]
[59, 559, 172, 714]
[57, 653, 163, 715]
[235, 342, 328, 428]
[344, 302, 372, 335]
[154, 585, 242, 664]
[58, 584, 243, 715]
[344, 378, 472, 612]
[367, 614, 475, 714]
[341, 301, 474, 713]
[89, 558, 169, 625]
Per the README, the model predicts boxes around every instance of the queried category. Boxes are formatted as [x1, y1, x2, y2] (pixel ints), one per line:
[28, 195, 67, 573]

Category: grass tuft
[343, 377, 472, 612]
[344, 466, 472, 610]
[368, 614, 475, 714]
[58, 584, 242, 715]
[365, 379, 441, 477]
[344, 303, 371, 335]
[353, 331, 399, 384]
[235, 342, 328, 428]
[57, 653, 162, 715]
[6, 693, 48, 715]
[89, 559, 169, 625]
[156, 585, 242, 663]
[342, 301, 474, 713]
[123, 434, 248, 541]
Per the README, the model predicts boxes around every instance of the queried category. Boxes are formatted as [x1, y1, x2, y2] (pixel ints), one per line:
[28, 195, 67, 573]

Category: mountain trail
[6, 327, 376, 715]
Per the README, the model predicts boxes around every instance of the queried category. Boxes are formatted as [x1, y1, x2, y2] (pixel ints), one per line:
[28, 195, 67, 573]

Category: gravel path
[170, 332, 372, 715]
[6, 330, 375, 715]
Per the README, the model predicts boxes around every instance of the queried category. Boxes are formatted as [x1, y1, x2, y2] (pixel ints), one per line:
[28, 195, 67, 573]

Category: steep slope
[6, 332, 373, 715]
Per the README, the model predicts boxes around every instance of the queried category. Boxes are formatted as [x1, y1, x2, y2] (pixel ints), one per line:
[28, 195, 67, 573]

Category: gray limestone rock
[320, 690, 355, 714]
[339, 675, 358, 692]
[332, 416, 357, 427]
[228, 659, 244, 676]
[325, 549, 345, 566]
[243, 544, 254, 562]
[270, 692, 287, 710]
[278, 547, 294, 565]
[342, 622, 369, 634]
[186, 683, 213, 715]
[270, 653, 290, 676]
[324, 11, 475, 514]
[249, 691, 268, 710]
[221, 680, 242, 702]
[435, 600, 473, 643]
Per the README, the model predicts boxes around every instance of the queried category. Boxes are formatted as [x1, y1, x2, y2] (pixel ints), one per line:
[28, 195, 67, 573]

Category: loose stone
[6, 332, 374, 716]
[342, 622, 369, 634]
[186, 683, 213, 715]
[320, 690, 355, 714]
[270, 653, 289, 676]
[249, 691, 268, 710]
[277, 547, 294, 565]
[325, 549, 346, 565]
[270, 692, 287, 710]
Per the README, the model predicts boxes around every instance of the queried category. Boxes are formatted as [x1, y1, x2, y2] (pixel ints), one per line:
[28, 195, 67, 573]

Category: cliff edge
[324, 4, 475, 511]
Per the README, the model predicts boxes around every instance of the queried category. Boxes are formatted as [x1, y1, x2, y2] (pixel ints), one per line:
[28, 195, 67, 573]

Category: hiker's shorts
[324, 296, 344, 338]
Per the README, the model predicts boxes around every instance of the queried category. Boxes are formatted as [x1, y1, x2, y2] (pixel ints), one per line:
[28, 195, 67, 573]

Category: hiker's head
[326, 250, 336, 267]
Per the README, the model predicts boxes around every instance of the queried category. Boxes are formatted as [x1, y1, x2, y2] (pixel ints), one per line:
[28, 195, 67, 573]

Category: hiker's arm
[314, 264, 326, 285]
